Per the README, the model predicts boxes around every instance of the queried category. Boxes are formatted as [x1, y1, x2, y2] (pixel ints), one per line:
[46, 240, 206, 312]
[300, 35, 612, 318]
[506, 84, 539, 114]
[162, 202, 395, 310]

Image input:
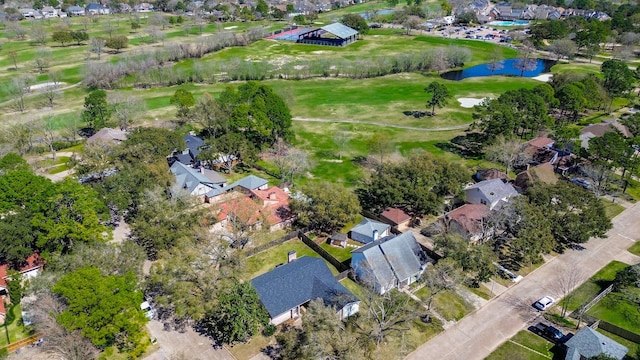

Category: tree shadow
[403, 110, 433, 118]
[498, 293, 544, 323]
[434, 133, 486, 160]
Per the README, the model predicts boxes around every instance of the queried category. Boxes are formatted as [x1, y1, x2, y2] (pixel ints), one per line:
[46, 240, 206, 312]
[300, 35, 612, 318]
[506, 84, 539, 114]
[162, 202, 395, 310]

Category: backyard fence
[244, 228, 307, 257]
[299, 232, 350, 273]
[596, 321, 640, 343]
[571, 284, 614, 320]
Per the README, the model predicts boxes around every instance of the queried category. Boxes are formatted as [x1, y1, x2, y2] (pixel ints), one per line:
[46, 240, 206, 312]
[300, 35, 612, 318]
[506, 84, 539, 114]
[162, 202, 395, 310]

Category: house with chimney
[464, 179, 518, 210]
[169, 161, 227, 198]
[251, 254, 359, 325]
[349, 218, 391, 244]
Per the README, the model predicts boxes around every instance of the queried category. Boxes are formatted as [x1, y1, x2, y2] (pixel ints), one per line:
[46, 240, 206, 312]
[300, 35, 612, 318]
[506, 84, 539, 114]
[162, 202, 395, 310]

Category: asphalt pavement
[406, 201, 640, 360]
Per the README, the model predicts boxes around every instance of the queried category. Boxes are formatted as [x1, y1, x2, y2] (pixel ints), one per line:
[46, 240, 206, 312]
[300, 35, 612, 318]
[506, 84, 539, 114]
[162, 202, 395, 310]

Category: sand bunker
[223, 26, 238, 30]
[29, 82, 64, 91]
[532, 74, 553, 82]
[458, 97, 488, 108]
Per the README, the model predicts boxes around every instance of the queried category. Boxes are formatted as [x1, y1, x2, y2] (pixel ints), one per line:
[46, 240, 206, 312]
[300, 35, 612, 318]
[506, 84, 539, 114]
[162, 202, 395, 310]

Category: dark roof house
[444, 204, 491, 243]
[351, 232, 430, 294]
[170, 161, 227, 197]
[251, 255, 359, 325]
[464, 179, 518, 210]
[380, 207, 411, 228]
[167, 134, 206, 167]
[86, 128, 127, 144]
[349, 218, 391, 244]
[564, 327, 628, 360]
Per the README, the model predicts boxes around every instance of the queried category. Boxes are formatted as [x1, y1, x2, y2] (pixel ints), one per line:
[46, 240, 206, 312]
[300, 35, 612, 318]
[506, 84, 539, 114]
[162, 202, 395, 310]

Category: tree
[170, 88, 195, 124]
[82, 90, 112, 130]
[192, 92, 228, 137]
[53, 267, 148, 353]
[290, 181, 362, 233]
[557, 83, 587, 121]
[105, 35, 128, 53]
[420, 259, 464, 321]
[266, 140, 311, 184]
[548, 39, 577, 60]
[357, 289, 416, 346]
[367, 132, 394, 164]
[71, 30, 89, 45]
[108, 92, 145, 130]
[6, 75, 34, 113]
[601, 59, 635, 108]
[554, 266, 585, 317]
[89, 37, 106, 60]
[31, 24, 48, 45]
[342, 14, 369, 35]
[332, 131, 351, 160]
[403, 15, 422, 35]
[483, 136, 526, 174]
[514, 42, 538, 77]
[44, 71, 61, 107]
[8, 51, 19, 70]
[199, 281, 269, 344]
[454, 11, 477, 25]
[33, 47, 51, 73]
[424, 82, 451, 115]
[200, 133, 257, 174]
[52, 30, 73, 46]
[487, 48, 504, 75]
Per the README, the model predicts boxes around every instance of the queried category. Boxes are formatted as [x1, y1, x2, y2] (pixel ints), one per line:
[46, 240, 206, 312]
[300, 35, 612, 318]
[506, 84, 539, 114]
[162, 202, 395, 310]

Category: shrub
[263, 324, 277, 336]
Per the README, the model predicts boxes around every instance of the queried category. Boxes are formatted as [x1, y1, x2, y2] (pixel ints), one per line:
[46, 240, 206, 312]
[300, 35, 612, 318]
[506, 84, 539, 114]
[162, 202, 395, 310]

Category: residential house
[41, 6, 58, 18]
[67, 5, 86, 15]
[528, 136, 555, 149]
[86, 128, 128, 144]
[351, 232, 430, 294]
[85, 3, 110, 15]
[170, 161, 227, 197]
[251, 254, 359, 325]
[379, 207, 411, 229]
[214, 185, 294, 232]
[580, 119, 632, 149]
[564, 326, 628, 360]
[249, 186, 295, 231]
[330, 232, 348, 248]
[443, 204, 491, 243]
[119, 3, 133, 12]
[349, 218, 391, 244]
[0, 254, 44, 324]
[204, 174, 269, 203]
[19, 8, 39, 18]
[464, 179, 518, 210]
[134, 2, 154, 12]
[167, 134, 206, 167]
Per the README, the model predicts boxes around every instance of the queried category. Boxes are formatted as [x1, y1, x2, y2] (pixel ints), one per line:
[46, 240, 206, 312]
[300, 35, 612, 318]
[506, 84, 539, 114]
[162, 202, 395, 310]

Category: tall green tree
[424, 82, 451, 115]
[170, 88, 195, 124]
[199, 281, 269, 344]
[82, 90, 112, 130]
[601, 59, 635, 103]
[290, 181, 362, 233]
[341, 14, 369, 35]
[53, 267, 148, 353]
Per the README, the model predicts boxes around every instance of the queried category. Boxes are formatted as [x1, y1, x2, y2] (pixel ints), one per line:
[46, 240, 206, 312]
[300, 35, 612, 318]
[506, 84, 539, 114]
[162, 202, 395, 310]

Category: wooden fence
[571, 284, 614, 320]
[245, 228, 307, 257]
[299, 232, 350, 273]
[0, 334, 40, 353]
[597, 321, 640, 343]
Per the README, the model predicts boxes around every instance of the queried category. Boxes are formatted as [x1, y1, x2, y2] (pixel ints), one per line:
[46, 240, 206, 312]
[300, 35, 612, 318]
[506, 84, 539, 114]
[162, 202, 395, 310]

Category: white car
[140, 301, 155, 319]
[533, 296, 555, 311]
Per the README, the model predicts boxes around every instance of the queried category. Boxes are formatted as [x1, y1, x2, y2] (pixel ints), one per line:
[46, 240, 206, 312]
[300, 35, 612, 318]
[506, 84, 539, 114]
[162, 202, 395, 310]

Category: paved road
[406, 201, 640, 360]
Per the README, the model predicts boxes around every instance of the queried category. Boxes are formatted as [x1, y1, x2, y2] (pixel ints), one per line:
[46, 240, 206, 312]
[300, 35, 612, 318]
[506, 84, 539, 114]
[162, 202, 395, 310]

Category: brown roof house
[443, 204, 491, 243]
[580, 119, 632, 149]
[380, 207, 411, 229]
[515, 162, 559, 190]
[86, 128, 127, 144]
[474, 168, 510, 182]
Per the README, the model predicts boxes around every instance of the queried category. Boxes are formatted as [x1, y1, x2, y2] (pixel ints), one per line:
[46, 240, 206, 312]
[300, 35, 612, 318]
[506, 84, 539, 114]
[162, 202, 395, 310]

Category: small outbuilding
[330, 232, 348, 248]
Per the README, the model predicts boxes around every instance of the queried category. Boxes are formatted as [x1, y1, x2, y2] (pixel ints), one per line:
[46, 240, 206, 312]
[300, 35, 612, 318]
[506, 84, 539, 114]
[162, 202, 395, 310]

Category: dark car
[534, 323, 564, 342]
[571, 178, 591, 189]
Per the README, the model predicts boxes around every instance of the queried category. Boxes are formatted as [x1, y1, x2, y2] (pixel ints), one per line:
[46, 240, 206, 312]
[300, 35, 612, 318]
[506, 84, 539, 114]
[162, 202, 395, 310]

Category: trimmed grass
[243, 239, 338, 280]
[628, 242, 640, 257]
[564, 261, 630, 313]
[226, 333, 273, 360]
[467, 284, 494, 300]
[414, 288, 474, 321]
[485, 330, 554, 360]
[319, 242, 353, 262]
[602, 199, 626, 220]
[588, 290, 640, 333]
[0, 305, 31, 348]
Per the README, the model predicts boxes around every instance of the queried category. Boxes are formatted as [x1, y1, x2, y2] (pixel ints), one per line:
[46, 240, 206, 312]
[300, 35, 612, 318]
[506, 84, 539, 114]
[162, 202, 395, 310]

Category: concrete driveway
[406, 201, 640, 360]
[144, 320, 235, 360]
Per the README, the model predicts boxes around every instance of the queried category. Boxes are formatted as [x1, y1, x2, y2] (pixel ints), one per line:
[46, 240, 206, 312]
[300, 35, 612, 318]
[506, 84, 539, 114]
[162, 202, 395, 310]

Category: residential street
[406, 201, 640, 360]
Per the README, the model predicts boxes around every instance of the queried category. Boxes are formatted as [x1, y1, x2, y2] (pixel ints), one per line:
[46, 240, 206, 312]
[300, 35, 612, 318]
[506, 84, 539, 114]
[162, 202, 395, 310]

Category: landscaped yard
[628, 242, 640, 257]
[564, 261, 630, 313]
[588, 289, 640, 333]
[485, 330, 555, 360]
[0, 305, 31, 348]
[319, 242, 354, 262]
[414, 287, 474, 321]
[601, 200, 626, 220]
[596, 328, 640, 360]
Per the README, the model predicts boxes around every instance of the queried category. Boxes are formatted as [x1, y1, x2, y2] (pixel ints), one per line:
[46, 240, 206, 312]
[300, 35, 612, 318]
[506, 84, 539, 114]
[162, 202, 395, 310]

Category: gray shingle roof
[251, 256, 358, 318]
[465, 179, 518, 204]
[322, 23, 358, 39]
[170, 162, 225, 194]
[184, 134, 205, 158]
[350, 218, 390, 238]
[226, 175, 268, 191]
[564, 327, 628, 360]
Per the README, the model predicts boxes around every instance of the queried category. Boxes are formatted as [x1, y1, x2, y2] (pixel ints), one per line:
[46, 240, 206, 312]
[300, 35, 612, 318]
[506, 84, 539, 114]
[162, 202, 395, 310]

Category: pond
[440, 58, 556, 81]
[360, 9, 394, 20]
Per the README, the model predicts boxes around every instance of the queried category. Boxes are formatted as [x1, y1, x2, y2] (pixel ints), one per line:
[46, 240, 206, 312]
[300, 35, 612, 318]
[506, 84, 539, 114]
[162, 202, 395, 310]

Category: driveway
[406, 201, 640, 360]
[144, 320, 234, 360]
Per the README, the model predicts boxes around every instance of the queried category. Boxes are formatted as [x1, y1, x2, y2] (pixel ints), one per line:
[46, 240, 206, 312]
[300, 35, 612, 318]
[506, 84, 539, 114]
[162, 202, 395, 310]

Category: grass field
[602, 200, 626, 220]
[564, 261, 629, 313]
[588, 289, 640, 333]
[414, 288, 474, 321]
[485, 330, 555, 360]
[0, 305, 31, 348]
[628, 242, 640, 257]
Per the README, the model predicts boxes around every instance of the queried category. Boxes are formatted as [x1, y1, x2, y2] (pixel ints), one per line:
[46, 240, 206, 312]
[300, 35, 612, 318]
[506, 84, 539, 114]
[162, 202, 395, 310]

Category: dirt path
[293, 117, 469, 131]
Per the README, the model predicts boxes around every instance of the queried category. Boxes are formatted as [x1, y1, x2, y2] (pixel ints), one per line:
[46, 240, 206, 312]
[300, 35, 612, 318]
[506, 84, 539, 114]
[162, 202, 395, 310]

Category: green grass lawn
[0, 305, 31, 348]
[628, 242, 640, 257]
[588, 290, 640, 333]
[319, 242, 353, 262]
[242, 239, 338, 280]
[414, 288, 474, 321]
[466, 284, 494, 300]
[602, 200, 626, 220]
[485, 330, 555, 360]
[564, 261, 630, 313]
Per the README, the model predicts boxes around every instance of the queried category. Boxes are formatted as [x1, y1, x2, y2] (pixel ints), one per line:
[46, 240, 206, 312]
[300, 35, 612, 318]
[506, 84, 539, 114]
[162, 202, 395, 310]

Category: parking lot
[430, 24, 523, 44]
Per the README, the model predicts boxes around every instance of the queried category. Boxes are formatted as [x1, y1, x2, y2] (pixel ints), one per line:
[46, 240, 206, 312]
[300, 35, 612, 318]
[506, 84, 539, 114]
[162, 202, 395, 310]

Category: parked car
[140, 301, 155, 319]
[533, 296, 555, 311]
[571, 178, 591, 189]
[534, 322, 564, 342]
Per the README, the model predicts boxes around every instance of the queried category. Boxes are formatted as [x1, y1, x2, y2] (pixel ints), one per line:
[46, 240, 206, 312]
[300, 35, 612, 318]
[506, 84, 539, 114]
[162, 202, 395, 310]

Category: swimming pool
[487, 20, 530, 27]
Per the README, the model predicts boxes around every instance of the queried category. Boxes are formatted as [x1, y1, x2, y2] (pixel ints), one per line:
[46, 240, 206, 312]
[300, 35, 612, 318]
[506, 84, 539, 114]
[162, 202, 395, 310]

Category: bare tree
[487, 48, 505, 75]
[33, 47, 51, 73]
[284, 148, 311, 185]
[146, 25, 162, 43]
[403, 16, 422, 36]
[183, 22, 192, 36]
[150, 13, 169, 30]
[367, 132, 394, 165]
[37, 115, 58, 160]
[80, 16, 92, 31]
[553, 266, 585, 317]
[356, 286, 416, 346]
[6, 75, 34, 112]
[332, 130, 351, 160]
[3, 120, 38, 155]
[28, 293, 99, 360]
[420, 259, 464, 322]
[30, 24, 48, 45]
[515, 41, 537, 77]
[548, 39, 577, 61]
[108, 92, 146, 130]
[8, 50, 19, 70]
[44, 71, 61, 107]
[484, 135, 528, 174]
[7, 22, 28, 40]
[89, 37, 106, 60]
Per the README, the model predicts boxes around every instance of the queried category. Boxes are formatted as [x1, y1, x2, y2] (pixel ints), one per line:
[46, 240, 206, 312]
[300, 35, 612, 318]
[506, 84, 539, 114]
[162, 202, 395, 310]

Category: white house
[465, 179, 518, 210]
[349, 218, 391, 244]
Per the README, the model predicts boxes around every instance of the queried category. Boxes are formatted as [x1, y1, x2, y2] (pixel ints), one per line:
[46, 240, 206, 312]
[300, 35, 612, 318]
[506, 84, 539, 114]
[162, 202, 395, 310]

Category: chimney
[373, 229, 379, 241]
[199, 167, 205, 174]
[268, 192, 277, 200]
[287, 250, 297, 263]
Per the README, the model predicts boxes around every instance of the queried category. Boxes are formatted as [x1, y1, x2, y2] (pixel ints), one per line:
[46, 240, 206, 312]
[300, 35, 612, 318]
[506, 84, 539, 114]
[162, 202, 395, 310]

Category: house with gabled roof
[580, 119, 632, 149]
[465, 179, 518, 210]
[564, 326, 628, 360]
[443, 204, 491, 243]
[167, 134, 206, 167]
[515, 162, 558, 190]
[87, 128, 128, 144]
[252, 254, 359, 325]
[170, 161, 227, 197]
[351, 232, 430, 294]
[67, 5, 85, 15]
[349, 218, 391, 244]
[380, 207, 411, 229]
[85, 3, 110, 15]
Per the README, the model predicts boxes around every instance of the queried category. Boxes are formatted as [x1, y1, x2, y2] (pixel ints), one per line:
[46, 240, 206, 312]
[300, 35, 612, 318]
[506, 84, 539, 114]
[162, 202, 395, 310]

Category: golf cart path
[293, 117, 469, 131]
